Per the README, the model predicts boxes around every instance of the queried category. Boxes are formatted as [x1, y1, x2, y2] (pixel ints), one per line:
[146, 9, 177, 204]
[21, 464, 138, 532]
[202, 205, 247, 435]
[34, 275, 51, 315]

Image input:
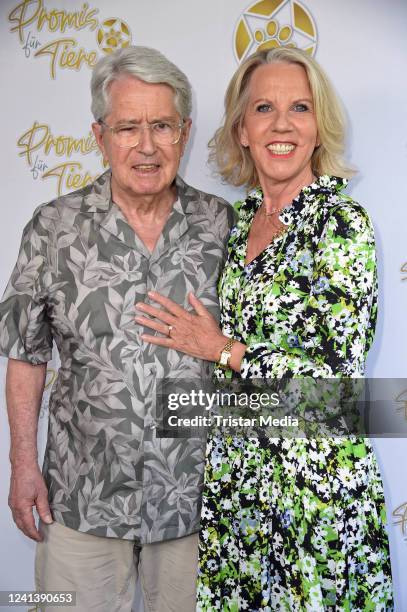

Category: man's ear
[92, 122, 108, 163]
[180, 118, 192, 157]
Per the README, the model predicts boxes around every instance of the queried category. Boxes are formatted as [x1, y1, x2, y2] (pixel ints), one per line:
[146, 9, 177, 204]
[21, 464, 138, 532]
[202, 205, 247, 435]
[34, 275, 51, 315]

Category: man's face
[92, 75, 191, 204]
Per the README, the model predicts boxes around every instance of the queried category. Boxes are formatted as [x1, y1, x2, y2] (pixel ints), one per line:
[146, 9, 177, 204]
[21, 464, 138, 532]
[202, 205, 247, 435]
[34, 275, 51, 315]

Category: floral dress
[196, 176, 393, 611]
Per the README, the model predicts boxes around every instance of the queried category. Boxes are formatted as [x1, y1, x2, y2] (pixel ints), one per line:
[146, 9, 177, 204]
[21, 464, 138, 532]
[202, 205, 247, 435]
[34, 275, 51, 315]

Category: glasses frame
[98, 119, 185, 147]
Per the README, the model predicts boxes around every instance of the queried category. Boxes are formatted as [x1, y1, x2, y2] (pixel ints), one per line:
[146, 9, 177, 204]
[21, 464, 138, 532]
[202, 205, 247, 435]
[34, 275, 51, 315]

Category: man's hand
[9, 463, 53, 541]
[6, 358, 50, 541]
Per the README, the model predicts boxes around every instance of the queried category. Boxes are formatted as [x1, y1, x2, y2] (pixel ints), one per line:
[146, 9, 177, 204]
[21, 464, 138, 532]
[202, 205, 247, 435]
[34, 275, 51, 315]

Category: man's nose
[136, 125, 156, 155]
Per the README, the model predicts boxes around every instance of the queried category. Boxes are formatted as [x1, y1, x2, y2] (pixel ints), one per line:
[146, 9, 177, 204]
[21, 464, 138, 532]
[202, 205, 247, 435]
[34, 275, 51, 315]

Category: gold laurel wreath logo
[97, 18, 132, 55]
[393, 501, 407, 537]
[45, 368, 57, 390]
[395, 388, 407, 419]
[234, 0, 317, 63]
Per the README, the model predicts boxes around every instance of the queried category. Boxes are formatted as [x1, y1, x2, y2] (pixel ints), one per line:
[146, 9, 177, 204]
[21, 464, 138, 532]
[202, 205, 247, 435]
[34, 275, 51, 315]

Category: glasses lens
[113, 123, 182, 147]
[151, 122, 182, 145]
[115, 125, 140, 147]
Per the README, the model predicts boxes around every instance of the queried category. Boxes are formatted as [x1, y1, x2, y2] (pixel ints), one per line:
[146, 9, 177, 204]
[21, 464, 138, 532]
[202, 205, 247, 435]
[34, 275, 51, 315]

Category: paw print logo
[254, 19, 295, 52]
[234, 0, 317, 63]
[97, 18, 132, 55]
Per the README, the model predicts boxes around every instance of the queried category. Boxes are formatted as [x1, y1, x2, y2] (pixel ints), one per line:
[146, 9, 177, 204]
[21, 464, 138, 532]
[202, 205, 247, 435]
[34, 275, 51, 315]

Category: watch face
[219, 351, 230, 367]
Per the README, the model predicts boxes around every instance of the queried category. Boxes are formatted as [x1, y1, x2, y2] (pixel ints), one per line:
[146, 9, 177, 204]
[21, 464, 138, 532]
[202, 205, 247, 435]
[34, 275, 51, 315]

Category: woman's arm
[136, 202, 377, 378]
[239, 202, 377, 378]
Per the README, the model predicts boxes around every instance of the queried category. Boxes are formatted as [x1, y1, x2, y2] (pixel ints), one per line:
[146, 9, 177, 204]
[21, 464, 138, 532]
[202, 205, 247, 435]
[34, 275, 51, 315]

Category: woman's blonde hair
[209, 47, 355, 188]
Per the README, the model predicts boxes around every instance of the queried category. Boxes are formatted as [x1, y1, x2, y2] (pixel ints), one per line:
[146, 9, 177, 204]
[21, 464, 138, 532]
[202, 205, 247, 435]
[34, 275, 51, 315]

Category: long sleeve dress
[196, 176, 393, 611]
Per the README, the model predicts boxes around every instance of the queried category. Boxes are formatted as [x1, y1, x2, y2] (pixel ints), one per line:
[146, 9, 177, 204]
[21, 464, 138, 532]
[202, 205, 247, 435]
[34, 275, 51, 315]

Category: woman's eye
[256, 103, 272, 113]
[293, 103, 309, 112]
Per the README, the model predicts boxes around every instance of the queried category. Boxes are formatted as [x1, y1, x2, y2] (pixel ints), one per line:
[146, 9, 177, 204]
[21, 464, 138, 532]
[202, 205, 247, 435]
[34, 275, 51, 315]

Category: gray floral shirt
[0, 170, 234, 542]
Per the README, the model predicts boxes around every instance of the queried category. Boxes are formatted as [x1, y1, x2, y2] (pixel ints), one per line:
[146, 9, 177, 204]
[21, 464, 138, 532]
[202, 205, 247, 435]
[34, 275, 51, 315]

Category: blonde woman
[137, 48, 393, 610]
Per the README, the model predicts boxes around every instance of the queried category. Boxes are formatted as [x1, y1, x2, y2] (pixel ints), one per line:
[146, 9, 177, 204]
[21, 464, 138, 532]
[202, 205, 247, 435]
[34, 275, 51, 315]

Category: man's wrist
[9, 452, 38, 469]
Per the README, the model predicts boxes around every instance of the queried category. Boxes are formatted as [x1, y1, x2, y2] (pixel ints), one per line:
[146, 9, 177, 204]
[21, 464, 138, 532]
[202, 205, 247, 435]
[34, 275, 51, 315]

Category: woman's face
[240, 62, 319, 192]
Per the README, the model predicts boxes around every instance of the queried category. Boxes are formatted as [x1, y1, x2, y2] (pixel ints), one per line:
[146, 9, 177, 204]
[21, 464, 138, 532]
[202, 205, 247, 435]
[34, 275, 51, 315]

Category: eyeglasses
[98, 119, 185, 147]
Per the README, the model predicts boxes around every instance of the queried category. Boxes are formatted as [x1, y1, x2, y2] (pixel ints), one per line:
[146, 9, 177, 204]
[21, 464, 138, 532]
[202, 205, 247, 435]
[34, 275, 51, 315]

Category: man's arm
[6, 358, 53, 541]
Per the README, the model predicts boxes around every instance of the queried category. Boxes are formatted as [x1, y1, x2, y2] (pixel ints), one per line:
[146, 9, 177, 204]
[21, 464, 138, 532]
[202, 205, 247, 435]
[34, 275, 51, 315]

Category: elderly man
[0, 46, 233, 612]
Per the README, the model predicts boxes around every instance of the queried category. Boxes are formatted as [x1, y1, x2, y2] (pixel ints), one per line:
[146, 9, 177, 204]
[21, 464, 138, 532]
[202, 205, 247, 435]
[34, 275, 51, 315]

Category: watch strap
[218, 338, 235, 369]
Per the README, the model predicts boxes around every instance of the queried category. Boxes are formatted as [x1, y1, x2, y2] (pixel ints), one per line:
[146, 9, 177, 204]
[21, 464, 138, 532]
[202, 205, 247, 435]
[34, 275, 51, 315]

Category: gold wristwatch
[218, 338, 235, 369]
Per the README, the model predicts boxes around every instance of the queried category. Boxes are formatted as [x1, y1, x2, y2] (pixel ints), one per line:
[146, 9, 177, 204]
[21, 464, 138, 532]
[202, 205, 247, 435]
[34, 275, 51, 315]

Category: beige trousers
[34, 521, 199, 612]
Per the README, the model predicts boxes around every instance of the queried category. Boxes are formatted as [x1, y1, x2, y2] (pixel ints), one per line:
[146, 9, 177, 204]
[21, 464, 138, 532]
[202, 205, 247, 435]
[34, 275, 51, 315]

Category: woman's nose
[272, 110, 292, 132]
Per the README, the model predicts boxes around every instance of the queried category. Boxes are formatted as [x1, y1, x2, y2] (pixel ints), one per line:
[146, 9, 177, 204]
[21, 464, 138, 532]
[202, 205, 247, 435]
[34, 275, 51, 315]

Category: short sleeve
[0, 213, 53, 364]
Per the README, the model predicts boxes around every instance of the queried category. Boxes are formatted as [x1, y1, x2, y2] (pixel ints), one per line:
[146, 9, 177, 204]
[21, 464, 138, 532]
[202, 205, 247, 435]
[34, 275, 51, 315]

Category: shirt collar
[81, 169, 112, 212]
[80, 169, 193, 215]
[79, 169, 191, 257]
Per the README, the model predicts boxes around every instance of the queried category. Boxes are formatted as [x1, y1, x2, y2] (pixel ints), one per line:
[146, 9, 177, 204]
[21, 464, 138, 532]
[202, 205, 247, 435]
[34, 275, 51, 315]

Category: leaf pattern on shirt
[0, 170, 235, 542]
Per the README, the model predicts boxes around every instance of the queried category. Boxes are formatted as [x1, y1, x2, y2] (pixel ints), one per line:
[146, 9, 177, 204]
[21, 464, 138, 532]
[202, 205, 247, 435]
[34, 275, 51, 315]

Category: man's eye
[256, 104, 272, 113]
[153, 122, 173, 132]
[293, 103, 309, 112]
[117, 126, 138, 133]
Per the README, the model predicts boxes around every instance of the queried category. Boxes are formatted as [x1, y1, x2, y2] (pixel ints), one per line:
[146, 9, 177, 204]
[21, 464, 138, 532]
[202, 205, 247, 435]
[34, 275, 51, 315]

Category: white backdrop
[0, 0, 406, 609]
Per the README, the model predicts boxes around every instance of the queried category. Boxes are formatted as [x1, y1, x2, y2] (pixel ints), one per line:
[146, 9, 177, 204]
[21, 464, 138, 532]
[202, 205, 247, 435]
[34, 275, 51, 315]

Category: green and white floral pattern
[197, 177, 393, 611]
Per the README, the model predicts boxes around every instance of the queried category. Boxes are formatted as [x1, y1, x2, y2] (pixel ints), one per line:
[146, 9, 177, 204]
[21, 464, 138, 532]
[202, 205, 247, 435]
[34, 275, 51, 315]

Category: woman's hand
[135, 291, 227, 362]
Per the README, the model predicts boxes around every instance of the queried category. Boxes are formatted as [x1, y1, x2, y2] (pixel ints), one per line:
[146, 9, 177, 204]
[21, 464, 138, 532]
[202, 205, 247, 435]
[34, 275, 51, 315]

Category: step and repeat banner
[0, 0, 406, 609]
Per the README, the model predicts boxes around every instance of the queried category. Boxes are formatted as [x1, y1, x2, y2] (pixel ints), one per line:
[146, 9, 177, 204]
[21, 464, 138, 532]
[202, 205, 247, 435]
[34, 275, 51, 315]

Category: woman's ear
[239, 124, 249, 148]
